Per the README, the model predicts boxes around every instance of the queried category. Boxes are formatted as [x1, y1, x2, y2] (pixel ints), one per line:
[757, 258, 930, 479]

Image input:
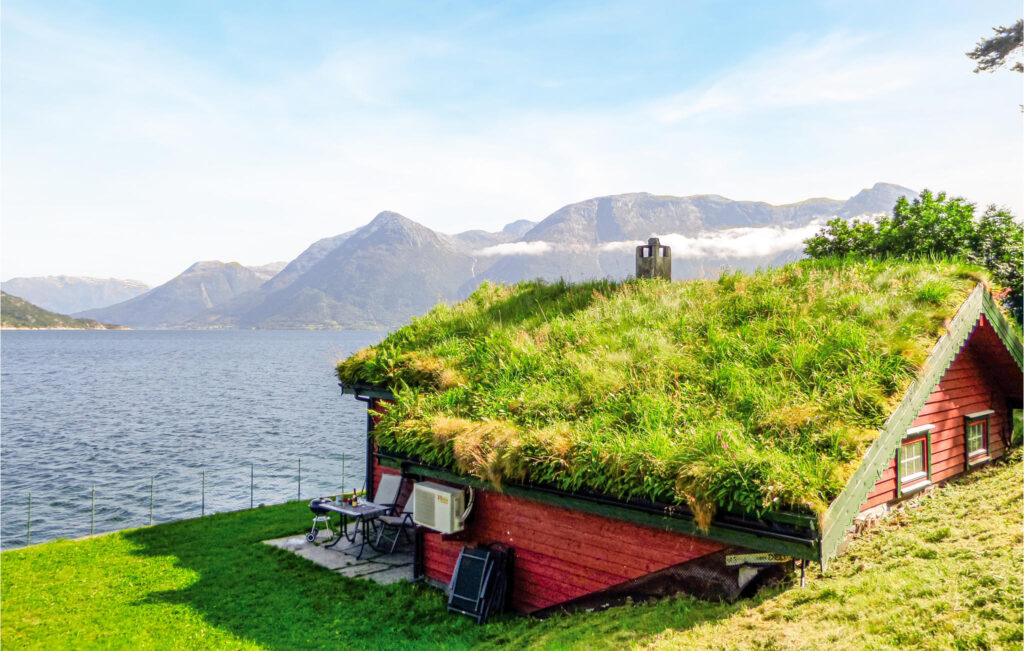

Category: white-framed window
[966, 420, 987, 457]
[963, 410, 994, 470]
[899, 439, 927, 483]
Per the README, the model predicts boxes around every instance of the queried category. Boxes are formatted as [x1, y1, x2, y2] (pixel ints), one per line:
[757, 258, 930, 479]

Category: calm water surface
[0, 329, 384, 548]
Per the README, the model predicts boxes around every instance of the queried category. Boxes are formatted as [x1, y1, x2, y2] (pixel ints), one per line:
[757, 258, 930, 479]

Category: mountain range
[1, 276, 150, 314]
[25, 182, 916, 330]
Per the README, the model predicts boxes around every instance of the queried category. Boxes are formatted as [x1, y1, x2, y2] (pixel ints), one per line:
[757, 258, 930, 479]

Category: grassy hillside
[336, 259, 994, 521]
[2, 450, 1019, 649]
[503, 449, 1023, 650]
[1, 291, 123, 329]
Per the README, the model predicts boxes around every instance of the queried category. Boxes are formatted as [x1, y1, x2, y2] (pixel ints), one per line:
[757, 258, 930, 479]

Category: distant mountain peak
[850, 181, 917, 197]
[355, 211, 453, 250]
[870, 181, 911, 191]
[502, 219, 537, 236]
[840, 182, 917, 219]
[79, 259, 274, 327]
[182, 260, 229, 274]
[368, 210, 412, 226]
[361, 211, 426, 236]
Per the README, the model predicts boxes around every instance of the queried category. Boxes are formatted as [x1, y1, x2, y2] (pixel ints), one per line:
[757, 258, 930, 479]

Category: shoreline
[1, 326, 131, 331]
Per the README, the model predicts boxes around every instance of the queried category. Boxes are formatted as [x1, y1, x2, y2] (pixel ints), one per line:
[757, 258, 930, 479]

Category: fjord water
[0, 329, 384, 549]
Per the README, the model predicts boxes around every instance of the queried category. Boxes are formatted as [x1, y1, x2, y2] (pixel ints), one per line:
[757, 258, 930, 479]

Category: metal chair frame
[371, 474, 416, 554]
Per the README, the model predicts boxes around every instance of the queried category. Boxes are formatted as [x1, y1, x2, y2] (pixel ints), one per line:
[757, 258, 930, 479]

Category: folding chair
[372, 474, 416, 554]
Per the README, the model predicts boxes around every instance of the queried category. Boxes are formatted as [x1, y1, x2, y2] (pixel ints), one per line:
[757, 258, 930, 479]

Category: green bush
[804, 190, 1022, 322]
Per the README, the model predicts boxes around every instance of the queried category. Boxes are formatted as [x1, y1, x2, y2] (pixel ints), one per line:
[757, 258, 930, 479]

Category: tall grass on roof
[337, 259, 988, 523]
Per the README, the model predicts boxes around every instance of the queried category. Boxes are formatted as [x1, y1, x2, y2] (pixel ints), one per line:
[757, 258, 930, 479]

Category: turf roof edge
[339, 382, 820, 532]
[819, 284, 1022, 568]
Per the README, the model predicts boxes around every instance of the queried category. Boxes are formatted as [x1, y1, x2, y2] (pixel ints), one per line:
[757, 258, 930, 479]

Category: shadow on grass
[124, 502, 480, 649]
[124, 501, 781, 650]
[476, 279, 620, 331]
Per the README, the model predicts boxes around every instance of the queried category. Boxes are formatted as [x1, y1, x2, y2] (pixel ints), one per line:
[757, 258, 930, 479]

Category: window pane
[967, 422, 985, 454]
[900, 441, 924, 479]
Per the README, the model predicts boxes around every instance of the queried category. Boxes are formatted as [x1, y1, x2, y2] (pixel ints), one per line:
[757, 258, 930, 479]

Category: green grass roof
[336, 259, 990, 522]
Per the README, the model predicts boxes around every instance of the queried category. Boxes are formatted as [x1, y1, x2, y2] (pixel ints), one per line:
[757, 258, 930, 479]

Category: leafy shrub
[804, 190, 1022, 322]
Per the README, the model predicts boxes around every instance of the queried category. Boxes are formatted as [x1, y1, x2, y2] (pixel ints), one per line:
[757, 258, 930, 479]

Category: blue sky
[3, 1, 1022, 285]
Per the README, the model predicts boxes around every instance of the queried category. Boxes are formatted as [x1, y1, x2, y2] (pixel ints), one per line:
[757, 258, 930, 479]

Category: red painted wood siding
[862, 316, 1013, 512]
[372, 463, 724, 613]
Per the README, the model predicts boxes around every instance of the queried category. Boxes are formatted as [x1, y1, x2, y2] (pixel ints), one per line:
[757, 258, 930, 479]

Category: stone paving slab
[350, 564, 414, 585]
[264, 531, 414, 586]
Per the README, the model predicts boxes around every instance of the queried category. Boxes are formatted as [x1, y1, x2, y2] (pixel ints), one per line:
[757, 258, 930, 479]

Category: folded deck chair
[372, 474, 416, 554]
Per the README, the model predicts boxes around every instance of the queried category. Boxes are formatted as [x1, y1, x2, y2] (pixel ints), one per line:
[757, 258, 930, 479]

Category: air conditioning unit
[412, 481, 466, 534]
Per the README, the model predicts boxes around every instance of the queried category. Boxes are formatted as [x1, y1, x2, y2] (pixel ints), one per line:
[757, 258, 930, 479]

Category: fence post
[341, 453, 346, 495]
[250, 463, 254, 509]
[202, 470, 206, 517]
[91, 485, 95, 535]
[27, 493, 31, 545]
[297, 458, 301, 501]
[150, 476, 154, 526]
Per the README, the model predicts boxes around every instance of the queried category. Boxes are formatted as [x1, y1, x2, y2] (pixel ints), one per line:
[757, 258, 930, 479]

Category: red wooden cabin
[343, 284, 1022, 614]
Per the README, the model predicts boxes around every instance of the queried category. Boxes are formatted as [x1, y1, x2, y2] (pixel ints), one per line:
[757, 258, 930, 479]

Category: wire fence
[12, 453, 365, 548]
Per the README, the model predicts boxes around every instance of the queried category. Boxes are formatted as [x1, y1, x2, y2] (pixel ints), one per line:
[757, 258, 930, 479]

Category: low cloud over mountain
[597, 222, 826, 259]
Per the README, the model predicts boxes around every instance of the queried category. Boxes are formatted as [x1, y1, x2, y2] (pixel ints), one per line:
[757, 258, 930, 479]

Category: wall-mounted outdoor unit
[413, 481, 466, 534]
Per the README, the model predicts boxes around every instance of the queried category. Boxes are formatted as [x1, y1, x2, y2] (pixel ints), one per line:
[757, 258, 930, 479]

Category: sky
[2, 1, 1022, 286]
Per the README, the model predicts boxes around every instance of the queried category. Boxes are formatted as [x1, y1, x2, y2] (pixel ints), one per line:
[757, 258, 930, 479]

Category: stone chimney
[635, 237, 671, 280]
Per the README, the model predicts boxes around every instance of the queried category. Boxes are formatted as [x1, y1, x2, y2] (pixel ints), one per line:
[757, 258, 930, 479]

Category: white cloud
[480, 223, 829, 260]
[651, 33, 923, 123]
[600, 223, 826, 259]
[477, 241, 553, 256]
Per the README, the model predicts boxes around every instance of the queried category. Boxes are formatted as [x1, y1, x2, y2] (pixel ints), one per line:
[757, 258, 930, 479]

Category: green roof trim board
[373, 452, 821, 561]
[983, 290, 1023, 368]
[337, 259, 1022, 563]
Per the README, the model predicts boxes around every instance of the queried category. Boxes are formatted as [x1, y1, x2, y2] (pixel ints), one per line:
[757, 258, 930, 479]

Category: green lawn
[3, 450, 1021, 650]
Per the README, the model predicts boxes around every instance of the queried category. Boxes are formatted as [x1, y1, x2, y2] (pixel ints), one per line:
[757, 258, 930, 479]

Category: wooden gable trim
[819, 284, 1022, 567]
[981, 291, 1023, 368]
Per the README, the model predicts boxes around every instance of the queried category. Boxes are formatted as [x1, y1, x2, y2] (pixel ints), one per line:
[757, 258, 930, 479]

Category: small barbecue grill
[306, 498, 337, 543]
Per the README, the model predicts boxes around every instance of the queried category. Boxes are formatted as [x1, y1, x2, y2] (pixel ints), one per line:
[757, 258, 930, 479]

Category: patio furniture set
[306, 474, 415, 559]
[300, 473, 511, 624]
